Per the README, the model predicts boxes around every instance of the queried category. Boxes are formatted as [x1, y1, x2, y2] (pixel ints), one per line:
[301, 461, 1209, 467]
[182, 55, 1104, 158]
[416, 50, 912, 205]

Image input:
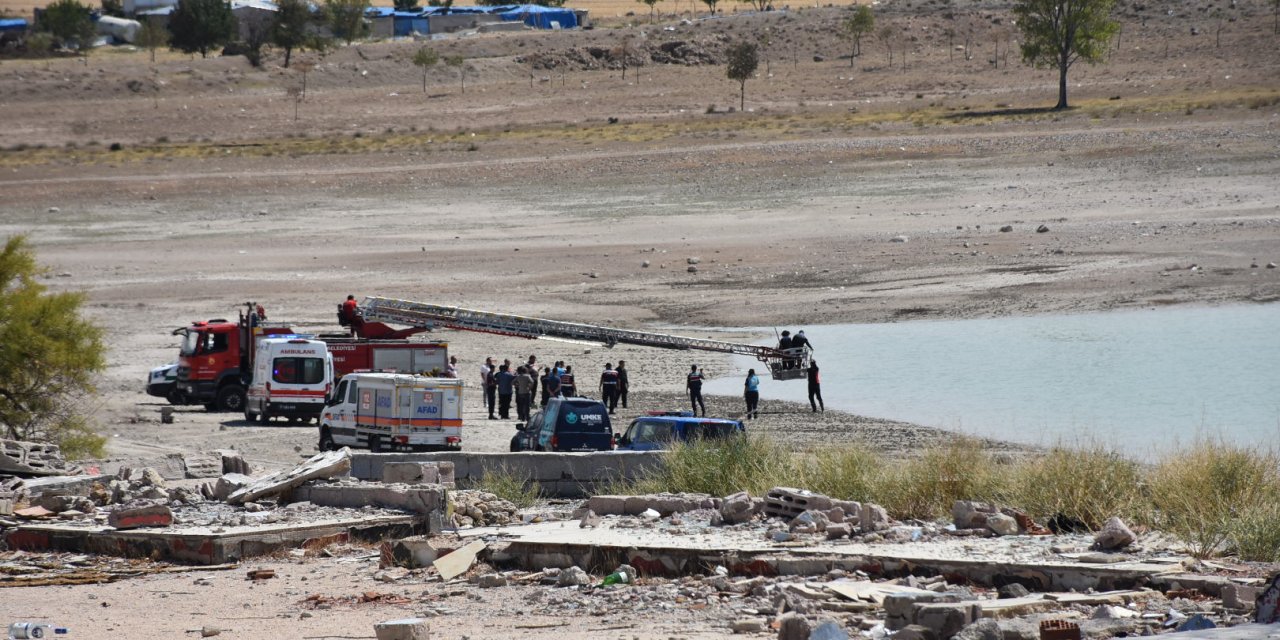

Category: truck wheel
[319, 428, 336, 451]
[166, 389, 185, 405]
[216, 385, 246, 413]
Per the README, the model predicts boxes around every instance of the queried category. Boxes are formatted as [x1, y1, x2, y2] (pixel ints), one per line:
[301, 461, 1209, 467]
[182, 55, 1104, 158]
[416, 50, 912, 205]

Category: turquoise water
[703, 305, 1280, 456]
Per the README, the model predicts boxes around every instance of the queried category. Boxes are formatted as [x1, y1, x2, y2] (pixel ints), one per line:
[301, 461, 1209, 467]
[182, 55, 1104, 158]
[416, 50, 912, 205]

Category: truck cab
[319, 373, 463, 452]
[173, 304, 294, 412]
[244, 337, 333, 424]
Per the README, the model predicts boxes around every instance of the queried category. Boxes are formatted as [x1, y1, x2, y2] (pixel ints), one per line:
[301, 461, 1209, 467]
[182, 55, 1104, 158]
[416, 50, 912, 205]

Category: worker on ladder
[339, 295, 359, 335]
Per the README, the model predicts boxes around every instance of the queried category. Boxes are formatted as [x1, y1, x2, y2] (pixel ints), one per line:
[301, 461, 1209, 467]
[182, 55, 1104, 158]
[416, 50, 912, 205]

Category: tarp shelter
[0, 18, 28, 32]
[392, 10, 429, 36]
[493, 4, 576, 29]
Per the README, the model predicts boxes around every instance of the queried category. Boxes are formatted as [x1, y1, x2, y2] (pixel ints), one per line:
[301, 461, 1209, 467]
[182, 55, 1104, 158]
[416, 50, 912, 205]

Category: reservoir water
[703, 304, 1280, 456]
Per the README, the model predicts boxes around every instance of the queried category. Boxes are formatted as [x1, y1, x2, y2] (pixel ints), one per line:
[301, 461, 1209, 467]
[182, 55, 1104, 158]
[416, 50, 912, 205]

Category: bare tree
[294, 60, 316, 100]
[445, 54, 466, 93]
[877, 25, 895, 67]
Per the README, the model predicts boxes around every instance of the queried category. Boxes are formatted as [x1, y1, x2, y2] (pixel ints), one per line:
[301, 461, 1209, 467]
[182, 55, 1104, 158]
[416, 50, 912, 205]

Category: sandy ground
[2, 0, 1280, 636]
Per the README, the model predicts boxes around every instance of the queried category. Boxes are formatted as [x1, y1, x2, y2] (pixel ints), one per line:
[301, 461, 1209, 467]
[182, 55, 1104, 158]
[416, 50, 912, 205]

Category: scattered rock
[720, 491, 754, 524]
[999, 225, 1013, 233]
[776, 612, 811, 640]
[826, 523, 852, 540]
[1036, 225, 1050, 233]
[373, 617, 429, 640]
[731, 618, 765, 633]
[1093, 516, 1136, 550]
[107, 502, 173, 529]
[687, 257, 701, 264]
[641, 260, 650, 268]
[860, 503, 891, 532]
[478, 573, 507, 588]
[579, 509, 602, 528]
[687, 265, 698, 273]
[557, 566, 590, 587]
[891, 235, 909, 243]
[986, 513, 1018, 536]
[997, 583, 1030, 599]
[952, 619, 1001, 640]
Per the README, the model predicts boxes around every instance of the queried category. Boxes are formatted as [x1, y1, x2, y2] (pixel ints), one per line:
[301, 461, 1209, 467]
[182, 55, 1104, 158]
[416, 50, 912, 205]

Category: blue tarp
[493, 4, 575, 29]
[392, 12, 429, 35]
[0, 17, 30, 31]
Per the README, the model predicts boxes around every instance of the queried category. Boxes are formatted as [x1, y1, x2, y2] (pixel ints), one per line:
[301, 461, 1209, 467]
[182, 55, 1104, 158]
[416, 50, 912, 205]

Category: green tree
[325, 0, 369, 44]
[739, 0, 768, 12]
[1013, 0, 1119, 110]
[101, 0, 125, 17]
[272, 0, 312, 67]
[445, 53, 465, 93]
[840, 4, 874, 67]
[699, 0, 718, 15]
[725, 40, 757, 111]
[0, 236, 106, 459]
[40, 0, 96, 53]
[393, 0, 418, 10]
[168, 0, 236, 58]
[412, 45, 438, 94]
[637, 0, 661, 21]
[137, 20, 169, 62]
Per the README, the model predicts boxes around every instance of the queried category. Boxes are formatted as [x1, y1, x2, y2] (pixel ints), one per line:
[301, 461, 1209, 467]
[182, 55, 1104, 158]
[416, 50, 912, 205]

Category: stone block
[986, 514, 1018, 536]
[587, 495, 627, 515]
[0, 497, 12, 516]
[885, 592, 959, 630]
[721, 491, 754, 524]
[107, 502, 173, 529]
[1222, 584, 1261, 611]
[892, 625, 937, 640]
[833, 500, 862, 521]
[374, 618, 429, 640]
[182, 452, 223, 479]
[861, 503, 891, 532]
[915, 602, 977, 639]
[478, 573, 507, 588]
[213, 473, 253, 501]
[217, 450, 251, 476]
[731, 619, 765, 633]
[953, 619, 1002, 640]
[776, 612, 810, 640]
[435, 461, 455, 486]
[380, 536, 440, 569]
[383, 462, 439, 485]
[623, 495, 650, 515]
[826, 523, 852, 539]
[953, 501, 997, 529]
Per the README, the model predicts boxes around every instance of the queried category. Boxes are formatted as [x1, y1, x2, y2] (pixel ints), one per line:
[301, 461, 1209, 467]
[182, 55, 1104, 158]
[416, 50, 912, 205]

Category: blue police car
[614, 412, 746, 451]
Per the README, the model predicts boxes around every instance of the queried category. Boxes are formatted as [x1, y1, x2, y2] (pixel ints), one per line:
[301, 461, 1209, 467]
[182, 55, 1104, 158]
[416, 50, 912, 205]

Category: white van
[318, 373, 463, 452]
[244, 337, 333, 424]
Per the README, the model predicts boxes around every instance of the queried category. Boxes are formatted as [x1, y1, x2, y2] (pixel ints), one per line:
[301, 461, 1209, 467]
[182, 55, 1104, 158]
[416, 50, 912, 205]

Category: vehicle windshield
[627, 420, 675, 444]
[179, 330, 201, 356]
[273, 357, 326, 385]
[693, 422, 740, 440]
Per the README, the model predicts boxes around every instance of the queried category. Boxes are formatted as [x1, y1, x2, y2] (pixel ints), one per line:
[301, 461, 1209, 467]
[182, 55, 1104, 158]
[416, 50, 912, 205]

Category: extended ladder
[360, 296, 811, 380]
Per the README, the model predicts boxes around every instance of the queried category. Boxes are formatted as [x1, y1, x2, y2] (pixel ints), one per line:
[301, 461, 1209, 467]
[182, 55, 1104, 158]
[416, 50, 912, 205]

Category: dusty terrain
[1, 0, 1279, 636]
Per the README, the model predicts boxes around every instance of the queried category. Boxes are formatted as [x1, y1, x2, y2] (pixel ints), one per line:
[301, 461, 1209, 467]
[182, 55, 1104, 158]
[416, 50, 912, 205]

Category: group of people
[738, 359, 823, 418]
[479, 356, 631, 421]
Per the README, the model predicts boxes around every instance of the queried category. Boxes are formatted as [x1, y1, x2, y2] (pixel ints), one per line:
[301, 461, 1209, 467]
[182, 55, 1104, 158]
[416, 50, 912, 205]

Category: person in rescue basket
[600, 363, 620, 414]
[808, 360, 824, 412]
[515, 366, 535, 421]
[495, 364, 515, 420]
[744, 368, 760, 420]
[687, 364, 706, 417]
[616, 360, 629, 408]
[778, 330, 794, 369]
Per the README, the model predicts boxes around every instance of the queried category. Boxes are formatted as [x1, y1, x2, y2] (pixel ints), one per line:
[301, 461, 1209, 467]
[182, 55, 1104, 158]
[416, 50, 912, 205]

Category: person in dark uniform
[541, 366, 558, 407]
[495, 364, 515, 419]
[600, 363, 620, 414]
[807, 360, 824, 412]
[791, 330, 811, 351]
[482, 357, 497, 419]
[526, 355, 539, 398]
[686, 364, 706, 417]
[560, 365, 577, 397]
[778, 330, 794, 369]
[616, 360, 630, 408]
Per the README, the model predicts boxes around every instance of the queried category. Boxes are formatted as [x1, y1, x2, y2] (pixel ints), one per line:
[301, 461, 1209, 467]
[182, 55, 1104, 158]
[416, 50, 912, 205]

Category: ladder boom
[360, 296, 785, 360]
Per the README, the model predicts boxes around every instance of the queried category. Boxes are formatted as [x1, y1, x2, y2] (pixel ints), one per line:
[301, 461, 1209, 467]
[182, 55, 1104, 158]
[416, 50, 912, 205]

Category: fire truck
[170, 302, 446, 415]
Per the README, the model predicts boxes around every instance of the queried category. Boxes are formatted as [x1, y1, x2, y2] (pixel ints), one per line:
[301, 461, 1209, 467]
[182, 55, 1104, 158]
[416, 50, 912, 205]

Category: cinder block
[1222, 584, 1261, 611]
[765, 487, 832, 519]
[885, 592, 959, 630]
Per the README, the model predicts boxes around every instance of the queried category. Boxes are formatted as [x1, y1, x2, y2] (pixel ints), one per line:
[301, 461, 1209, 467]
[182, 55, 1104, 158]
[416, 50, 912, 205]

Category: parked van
[245, 337, 333, 424]
[318, 373, 463, 452]
[614, 412, 745, 451]
[510, 397, 612, 452]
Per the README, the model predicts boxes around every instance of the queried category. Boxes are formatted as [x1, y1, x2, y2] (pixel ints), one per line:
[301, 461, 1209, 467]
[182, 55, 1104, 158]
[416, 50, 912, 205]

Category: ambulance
[318, 373, 463, 452]
[244, 337, 334, 424]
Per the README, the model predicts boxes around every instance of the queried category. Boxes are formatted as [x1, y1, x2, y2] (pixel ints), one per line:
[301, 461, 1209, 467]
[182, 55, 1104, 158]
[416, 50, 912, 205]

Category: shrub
[876, 437, 1008, 521]
[1230, 502, 1280, 562]
[1147, 441, 1280, 558]
[799, 446, 883, 503]
[654, 435, 795, 497]
[1006, 444, 1143, 529]
[472, 465, 540, 508]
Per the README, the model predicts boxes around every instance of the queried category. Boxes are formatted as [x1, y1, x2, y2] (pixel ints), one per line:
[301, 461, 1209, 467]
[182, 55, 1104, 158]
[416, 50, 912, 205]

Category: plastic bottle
[600, 569, 632, 586]
[7, 622, 69, 639]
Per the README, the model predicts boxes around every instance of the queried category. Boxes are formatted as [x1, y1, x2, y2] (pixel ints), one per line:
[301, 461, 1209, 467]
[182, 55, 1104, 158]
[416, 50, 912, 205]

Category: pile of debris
[518, 35, 730, 72]
[450, 490, 519, 528]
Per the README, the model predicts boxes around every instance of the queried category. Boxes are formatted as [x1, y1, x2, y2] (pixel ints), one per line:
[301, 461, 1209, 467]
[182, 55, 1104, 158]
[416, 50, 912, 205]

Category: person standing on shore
[616, 360, 629, 408]
[540, 366, 557, 407]
[560, 365, 577, 397]
[743, 368, 760, 420]
[514, 366, 535, 421]
[807, 360, 824, 413]
[495, 364, 515, 420]
[687, 364, 706, 417]
[526, 355, 539, 398]
[600, 363, 620, 414]
[480, 357, 496, 419]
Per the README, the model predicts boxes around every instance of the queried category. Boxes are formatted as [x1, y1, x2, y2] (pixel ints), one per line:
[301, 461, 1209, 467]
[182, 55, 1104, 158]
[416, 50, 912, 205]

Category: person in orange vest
[341, 295, 359, 335]
[599, 363, 620, 414]
[560, 365, 577, 397]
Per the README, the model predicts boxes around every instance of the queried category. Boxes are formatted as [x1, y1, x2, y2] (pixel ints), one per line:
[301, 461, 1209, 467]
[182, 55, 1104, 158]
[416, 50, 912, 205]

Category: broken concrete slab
[349, 451, 663, 498]
[292, 481, 446, 533]
[213, 473, 253, 501]
[107, 502, 173, 529]
[826, 580, 935, 606]
[227, 448, 351, 504]
[19, 474, 115, 499]
[1, 438, 81, 477]
[434, 540, 485, 581]
[380, 536, 441, 569]
[5, 514, 421, 564]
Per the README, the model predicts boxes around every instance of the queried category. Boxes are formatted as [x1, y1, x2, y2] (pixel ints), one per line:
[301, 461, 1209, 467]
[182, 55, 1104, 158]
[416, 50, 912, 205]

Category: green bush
[876, 437, 1008, 521]
[1147, 441, 1280, 558]
[1230, 502, 1280, 562]
[1006, 444, 1143, 529]
[472, 465, 540, 508]
[799, 446, 883, 503]
[654, 435, 795, 497]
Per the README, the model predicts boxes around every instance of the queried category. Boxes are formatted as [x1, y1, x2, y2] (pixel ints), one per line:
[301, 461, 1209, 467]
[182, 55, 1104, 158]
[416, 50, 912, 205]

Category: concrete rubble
[5, 451, 1280, 638]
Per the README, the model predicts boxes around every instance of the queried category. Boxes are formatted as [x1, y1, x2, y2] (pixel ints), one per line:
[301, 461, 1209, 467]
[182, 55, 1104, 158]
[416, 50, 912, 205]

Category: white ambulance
[318, 373, 463, 452]
[244, 336, 334, 424]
